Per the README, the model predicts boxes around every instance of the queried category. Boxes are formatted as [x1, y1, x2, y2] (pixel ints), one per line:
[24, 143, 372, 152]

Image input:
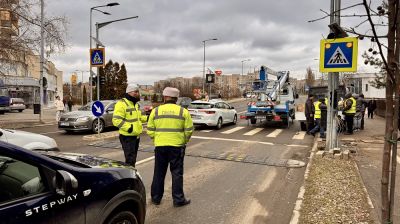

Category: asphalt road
[20, 100, 314, 224]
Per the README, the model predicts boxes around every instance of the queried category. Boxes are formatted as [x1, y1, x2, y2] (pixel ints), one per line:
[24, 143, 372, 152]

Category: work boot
[173, 199, 191, 207]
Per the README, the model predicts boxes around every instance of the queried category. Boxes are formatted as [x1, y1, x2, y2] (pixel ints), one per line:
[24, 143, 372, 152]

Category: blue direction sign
[90, 48, 105, 67]
[92, 101, 104, 117]
[320, 37, 358, 72]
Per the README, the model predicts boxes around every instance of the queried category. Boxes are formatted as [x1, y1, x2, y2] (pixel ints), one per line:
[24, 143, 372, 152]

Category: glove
[128, 124, 133, 133]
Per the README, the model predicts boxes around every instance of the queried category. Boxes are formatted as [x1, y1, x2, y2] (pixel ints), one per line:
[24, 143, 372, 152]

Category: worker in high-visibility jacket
[309, 97, 327, 138]
[112, 84, 147, 166]
[342, 93, 356, 135]
[147, 87, 193, 207]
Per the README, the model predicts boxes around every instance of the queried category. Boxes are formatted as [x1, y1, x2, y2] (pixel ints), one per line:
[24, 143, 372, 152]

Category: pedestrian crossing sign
[320, 37, 358, 72]
[90, 48, 105, 67]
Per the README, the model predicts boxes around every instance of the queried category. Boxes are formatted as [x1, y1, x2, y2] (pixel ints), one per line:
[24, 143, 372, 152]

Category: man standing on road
[54, 96, 64, 122]
[112, 84, 147, 167]
[309, 97, 327, 138]
[367, 98, 377, 119]
[147, 87, 193, 207]
[305, 94, 315, 134]
[342, 93, 356, 135]
[356, 93, 367, 130]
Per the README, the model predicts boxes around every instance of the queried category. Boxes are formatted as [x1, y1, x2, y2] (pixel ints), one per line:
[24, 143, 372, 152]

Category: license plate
[256, 116, 265, 119]
[60, 122, 69, 126]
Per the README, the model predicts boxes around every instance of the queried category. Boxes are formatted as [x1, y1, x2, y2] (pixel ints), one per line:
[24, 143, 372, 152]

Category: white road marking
[200, 130, 213, 133]
[292, 131, 306, 140]
[136, 156, 155, 166]
[192, 135, 274, 145]
[243, 128, 264, 136]
[221, 126, 245, 134]
[39, 130, 65, 135]
[266, 129, 283, 138]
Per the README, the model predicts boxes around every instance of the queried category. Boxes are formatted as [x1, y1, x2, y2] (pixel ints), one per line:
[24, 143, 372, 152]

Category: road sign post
[92, 100, 104, 135]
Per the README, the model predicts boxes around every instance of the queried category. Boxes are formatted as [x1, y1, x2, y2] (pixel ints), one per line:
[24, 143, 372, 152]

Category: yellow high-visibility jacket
[147, 103, 194, 147]
[345, 97, 356, 114]
[112, 98, 147, 136]
[314, 101, 322, 119]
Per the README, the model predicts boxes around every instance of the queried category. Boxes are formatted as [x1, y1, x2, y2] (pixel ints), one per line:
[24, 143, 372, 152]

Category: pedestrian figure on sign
[54, 96, 64, 122]
[112, 84, 147, 166]
[147, 87, 193, 207]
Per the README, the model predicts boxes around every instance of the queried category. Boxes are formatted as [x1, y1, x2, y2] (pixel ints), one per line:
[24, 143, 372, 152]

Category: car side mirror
[230, 106, 235, 109]
[295, 94, 299, 99]
[54, 170, 78, 196]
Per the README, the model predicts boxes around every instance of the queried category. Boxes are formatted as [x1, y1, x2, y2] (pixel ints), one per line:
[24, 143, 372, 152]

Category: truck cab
[0, 87, 10, 114]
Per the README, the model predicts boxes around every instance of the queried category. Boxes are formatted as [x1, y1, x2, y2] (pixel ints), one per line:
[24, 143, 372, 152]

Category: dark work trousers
[345, 113, 355, 134]
[368, 109, 374, 119]
[151, 146, 186, 204]
[360, 112, 365, 130]
[119, 135, 140, 166]
[306, 116, 314, 132]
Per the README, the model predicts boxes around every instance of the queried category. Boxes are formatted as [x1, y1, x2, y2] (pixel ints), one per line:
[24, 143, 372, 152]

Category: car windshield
[12, 98, 24, 103]
[189, 103, 213, 109]
[139, 101, 152, 106]
[78, 102, 111, 111]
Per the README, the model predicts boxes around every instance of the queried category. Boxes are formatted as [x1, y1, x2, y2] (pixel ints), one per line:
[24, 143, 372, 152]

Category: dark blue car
[0, 141, 146, 224]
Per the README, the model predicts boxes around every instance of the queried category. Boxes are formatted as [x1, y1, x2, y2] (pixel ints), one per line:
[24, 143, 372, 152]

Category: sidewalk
[295, 115, 399, 223]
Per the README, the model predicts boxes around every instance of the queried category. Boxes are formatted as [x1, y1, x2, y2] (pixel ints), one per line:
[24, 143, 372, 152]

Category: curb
[1, 121, 56, 129]
[82, 131, 119, 141]
[289, 136, 318, 224]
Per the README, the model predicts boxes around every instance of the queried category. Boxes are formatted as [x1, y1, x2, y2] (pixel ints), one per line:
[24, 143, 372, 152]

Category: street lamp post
[202, 38, 218, 95]
[95, 16, 139, 102]
[75, 70, 88, 106]
[89, 3, 119, 102]
[241, 59, 251, 92]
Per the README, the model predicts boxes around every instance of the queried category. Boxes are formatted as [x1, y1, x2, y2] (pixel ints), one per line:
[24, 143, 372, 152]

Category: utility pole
[39, 0, 44, 122]
[326, 0, 341, 150]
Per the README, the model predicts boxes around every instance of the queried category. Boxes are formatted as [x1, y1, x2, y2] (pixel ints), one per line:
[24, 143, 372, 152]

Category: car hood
[42, 152, 133, 169]
[1, 129, 58, 150]
[62, 110, 93, 118]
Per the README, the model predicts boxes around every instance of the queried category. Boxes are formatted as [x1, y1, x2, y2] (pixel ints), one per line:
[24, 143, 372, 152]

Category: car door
[215, 103, 228, 123]
[224, 103, 236, 122]
[0, 150, 55, 224]
[103, 102, 116, 127]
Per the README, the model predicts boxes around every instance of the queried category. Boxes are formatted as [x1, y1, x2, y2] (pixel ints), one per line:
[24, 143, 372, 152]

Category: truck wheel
[105, 211, 138, 224]
[250, 118, 256, 124]
[0, 111, 4, 115]
[216, 117, 223, 130]
[18, 109, 23, 112]
[92, 119, 104, 133]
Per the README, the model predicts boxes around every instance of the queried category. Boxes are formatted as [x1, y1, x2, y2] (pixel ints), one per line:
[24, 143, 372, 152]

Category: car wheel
[92, 119, 105, 133]
[18, 109, 23, 112]
[216, 117, 223, 130]
[250, 118, 257, 124]
[232, 114, 237, 125]
[0, 111, 4, 115]
[105, 211, 138, 224]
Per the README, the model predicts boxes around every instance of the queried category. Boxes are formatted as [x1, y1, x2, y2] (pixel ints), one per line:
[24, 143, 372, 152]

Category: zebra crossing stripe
[292, 131, 306, 140]
[267, 129, 283, 138]
[243, 128, 264, 136]
[200, 130, 213, 133]
[221, 126, 245, 134]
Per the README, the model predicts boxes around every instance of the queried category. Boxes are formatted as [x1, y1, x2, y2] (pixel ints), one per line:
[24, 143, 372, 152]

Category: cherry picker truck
[243, 66, 298, 128]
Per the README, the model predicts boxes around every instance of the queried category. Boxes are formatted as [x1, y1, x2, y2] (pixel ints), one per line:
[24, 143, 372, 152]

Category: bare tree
[305, 67, 315, 87]
[312, 1, 399, 222]
[0, 0, 67, 66]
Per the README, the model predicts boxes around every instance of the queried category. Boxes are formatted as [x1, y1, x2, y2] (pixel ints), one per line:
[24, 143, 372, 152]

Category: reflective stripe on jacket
[345, 97, 356, 114]
[112, 98, 147, 136]
[147, 103, 194, 147]
[314, 101, 321, 119]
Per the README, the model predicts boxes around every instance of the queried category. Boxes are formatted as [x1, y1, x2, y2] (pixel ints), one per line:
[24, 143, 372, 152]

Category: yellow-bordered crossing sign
[90, 48, 105, 67]
[320, 37, 358, 72]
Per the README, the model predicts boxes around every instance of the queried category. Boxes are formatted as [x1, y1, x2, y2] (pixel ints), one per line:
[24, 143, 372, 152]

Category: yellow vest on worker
[112, 98, 147, 136]
[314, 101, 321, 119]
[147, 103, 194, 147]
[345, 97, 356, 114]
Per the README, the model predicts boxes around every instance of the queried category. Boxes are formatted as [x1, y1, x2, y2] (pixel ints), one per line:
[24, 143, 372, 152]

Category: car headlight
[76, 116, 90, 122]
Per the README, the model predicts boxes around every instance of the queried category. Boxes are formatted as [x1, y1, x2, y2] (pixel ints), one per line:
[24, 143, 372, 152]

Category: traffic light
[91, 76, 97, 86]
[100, 76, 106, 86]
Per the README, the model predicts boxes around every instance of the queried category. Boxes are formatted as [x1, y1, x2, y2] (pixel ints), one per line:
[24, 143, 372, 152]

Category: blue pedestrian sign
[320, 37, 358, 72]
[92, 101, 104, 117]
[90, 48, 105, 67]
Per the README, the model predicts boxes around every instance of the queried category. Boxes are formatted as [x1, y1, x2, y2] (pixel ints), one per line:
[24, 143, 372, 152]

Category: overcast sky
[45, 0, 382, 85]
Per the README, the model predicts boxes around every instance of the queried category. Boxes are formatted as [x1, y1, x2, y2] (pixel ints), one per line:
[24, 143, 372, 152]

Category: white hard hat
[163, 87, 180, 97]
[126, 83, 140, 93]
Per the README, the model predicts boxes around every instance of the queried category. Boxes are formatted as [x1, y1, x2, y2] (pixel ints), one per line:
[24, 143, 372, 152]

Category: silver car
[58, 100, 117, 133]
[9, 98, 26, 112]
[0, 128, 58, 151]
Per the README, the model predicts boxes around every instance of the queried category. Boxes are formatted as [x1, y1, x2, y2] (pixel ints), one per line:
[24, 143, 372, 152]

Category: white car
[188, 99, 237, 129]
[0, 128, 58, 151]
